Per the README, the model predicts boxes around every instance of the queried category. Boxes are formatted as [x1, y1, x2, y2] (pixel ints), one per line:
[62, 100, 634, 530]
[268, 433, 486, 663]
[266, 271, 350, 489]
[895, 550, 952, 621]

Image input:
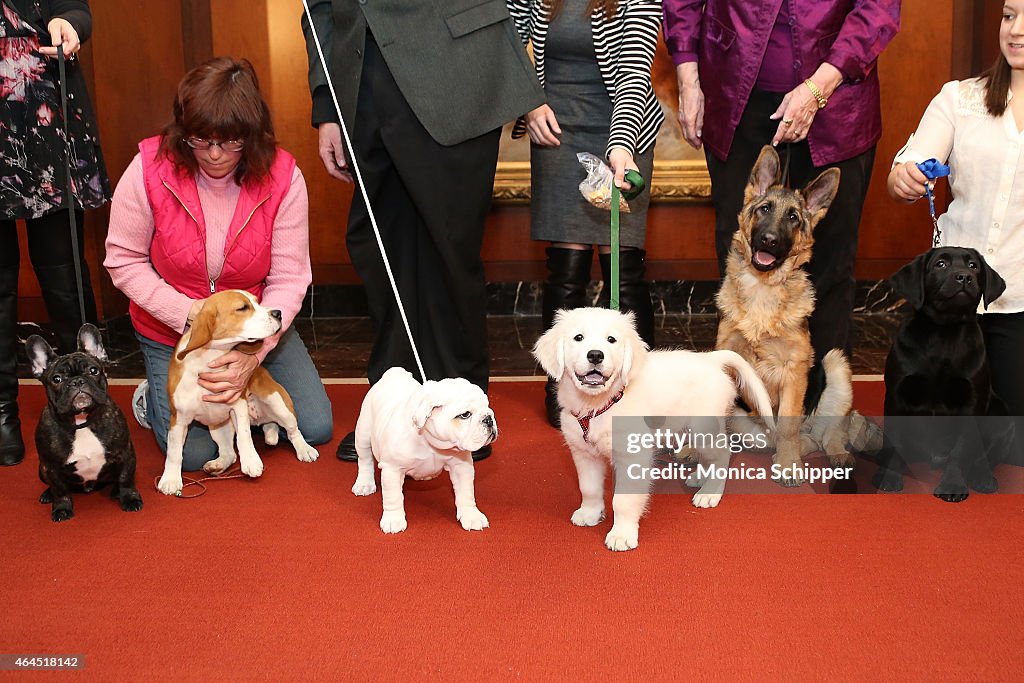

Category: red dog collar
[572, 390, 624, 443]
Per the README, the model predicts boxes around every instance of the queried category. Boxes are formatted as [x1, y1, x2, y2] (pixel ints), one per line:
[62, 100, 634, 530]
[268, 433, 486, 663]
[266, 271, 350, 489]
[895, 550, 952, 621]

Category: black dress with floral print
[0, 0, 109, 220]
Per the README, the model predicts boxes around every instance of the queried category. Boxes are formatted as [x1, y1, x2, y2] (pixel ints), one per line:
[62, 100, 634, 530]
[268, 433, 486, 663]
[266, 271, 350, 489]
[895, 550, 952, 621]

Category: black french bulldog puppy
[874, 247, 1010, 502]
[26, 324, 142, 522]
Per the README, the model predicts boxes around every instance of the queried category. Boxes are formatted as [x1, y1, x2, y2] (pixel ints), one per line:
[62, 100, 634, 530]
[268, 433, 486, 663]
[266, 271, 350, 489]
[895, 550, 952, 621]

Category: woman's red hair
[158, 57, 276, 185]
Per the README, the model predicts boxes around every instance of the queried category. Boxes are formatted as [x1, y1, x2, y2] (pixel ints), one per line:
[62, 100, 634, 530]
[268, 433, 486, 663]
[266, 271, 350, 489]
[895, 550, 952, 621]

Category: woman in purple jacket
[663, 0, 901, 412]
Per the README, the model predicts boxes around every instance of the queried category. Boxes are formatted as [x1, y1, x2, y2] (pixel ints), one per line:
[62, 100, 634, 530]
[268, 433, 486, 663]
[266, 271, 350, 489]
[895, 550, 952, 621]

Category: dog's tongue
[754, 250, 777, 267]
[582, 371, 606, 386]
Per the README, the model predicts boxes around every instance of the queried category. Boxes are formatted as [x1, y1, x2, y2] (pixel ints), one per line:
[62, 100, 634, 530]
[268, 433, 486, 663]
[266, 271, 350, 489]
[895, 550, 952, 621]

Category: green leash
[609, 169, 646, 311]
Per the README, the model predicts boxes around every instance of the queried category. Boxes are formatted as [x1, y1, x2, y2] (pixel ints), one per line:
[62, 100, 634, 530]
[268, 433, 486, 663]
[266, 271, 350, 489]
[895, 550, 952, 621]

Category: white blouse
[895, 77, 1024, 314]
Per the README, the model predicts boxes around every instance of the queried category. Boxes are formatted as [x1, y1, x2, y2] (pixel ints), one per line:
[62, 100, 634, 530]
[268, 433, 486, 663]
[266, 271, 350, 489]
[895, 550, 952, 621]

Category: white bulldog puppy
[351, 368, 498, 534]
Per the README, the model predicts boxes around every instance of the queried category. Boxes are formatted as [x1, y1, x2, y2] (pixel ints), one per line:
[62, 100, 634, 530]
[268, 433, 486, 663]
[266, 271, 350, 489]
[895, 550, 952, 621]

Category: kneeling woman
[104, 57, 332, 470]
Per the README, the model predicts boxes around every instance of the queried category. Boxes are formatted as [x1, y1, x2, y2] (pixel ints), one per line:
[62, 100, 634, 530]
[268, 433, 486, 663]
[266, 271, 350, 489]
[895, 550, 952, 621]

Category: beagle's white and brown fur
[156, 290, 319, 495]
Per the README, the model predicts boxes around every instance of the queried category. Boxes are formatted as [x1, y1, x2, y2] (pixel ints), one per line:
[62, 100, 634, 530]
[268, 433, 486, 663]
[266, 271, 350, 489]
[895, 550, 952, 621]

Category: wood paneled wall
[13, 0, 998, 318]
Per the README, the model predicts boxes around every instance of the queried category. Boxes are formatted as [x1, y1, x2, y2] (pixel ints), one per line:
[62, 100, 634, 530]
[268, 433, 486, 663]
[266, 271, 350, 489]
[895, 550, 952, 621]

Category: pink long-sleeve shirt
[104, 154, 312, 361]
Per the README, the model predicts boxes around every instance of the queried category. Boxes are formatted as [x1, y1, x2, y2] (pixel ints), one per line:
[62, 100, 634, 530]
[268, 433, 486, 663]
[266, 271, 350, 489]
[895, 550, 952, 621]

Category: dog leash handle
[916, 159, 950, 248]
[608, 170, 645, 312]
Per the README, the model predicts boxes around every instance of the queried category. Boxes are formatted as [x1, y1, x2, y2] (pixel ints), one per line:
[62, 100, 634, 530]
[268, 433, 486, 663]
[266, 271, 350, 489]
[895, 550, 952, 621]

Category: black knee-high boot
[542, 246, 593, 428]
[599, 248, 655, 348]
[0, 267, 24, 466]
[34, 263, 97, 353]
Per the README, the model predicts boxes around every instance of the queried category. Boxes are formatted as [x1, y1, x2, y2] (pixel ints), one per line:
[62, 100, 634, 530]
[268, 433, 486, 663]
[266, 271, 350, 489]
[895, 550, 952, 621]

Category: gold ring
[782, 119, 794, 126]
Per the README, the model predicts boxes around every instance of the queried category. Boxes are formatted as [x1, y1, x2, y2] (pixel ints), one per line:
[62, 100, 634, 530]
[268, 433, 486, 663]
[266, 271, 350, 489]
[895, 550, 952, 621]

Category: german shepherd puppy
[715, 146, 873, 486]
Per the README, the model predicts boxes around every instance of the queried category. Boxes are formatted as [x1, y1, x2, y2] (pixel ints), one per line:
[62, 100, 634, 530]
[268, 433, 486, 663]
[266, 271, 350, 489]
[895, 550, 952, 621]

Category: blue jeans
[137, 328, 333, 471]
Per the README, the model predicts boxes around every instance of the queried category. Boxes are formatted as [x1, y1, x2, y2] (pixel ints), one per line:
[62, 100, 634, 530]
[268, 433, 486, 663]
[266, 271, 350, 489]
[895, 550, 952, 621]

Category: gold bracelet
[804, 79, 828, 109]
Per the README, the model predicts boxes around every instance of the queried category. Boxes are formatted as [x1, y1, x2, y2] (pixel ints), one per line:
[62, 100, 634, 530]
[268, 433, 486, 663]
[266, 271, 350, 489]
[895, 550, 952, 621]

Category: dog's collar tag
[573, 390, 624, 443]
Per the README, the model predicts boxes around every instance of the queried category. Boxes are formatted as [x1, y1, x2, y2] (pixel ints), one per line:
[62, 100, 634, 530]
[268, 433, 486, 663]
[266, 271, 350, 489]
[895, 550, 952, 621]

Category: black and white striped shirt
[507, 0, 665, 158]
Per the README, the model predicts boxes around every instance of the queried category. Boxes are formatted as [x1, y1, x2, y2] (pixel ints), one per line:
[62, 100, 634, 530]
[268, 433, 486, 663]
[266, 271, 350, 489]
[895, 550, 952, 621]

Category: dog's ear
[532, 312, 567, 381]
[77, 323, 108, 362]
[619, 311, 647, 387]
[970, 248, 1007, 309]
[26, 335, 55, 379]
[234, 341, 263, 355]
[176, 302, 216, 360]
[801, 167, 841, 226]
[889, 251, 931, 311]
[744, 145, 781, 202]
[412, 381, 442, 430]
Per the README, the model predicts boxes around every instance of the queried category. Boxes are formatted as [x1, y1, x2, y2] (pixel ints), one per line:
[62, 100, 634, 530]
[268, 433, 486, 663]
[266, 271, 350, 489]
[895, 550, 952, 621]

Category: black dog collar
[73, 412, 94, 430]
[572, 390, 624, 443]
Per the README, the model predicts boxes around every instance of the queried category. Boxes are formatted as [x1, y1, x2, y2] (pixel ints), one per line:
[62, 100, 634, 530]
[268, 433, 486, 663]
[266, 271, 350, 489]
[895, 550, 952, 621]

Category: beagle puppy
[156, 290, 319, 496]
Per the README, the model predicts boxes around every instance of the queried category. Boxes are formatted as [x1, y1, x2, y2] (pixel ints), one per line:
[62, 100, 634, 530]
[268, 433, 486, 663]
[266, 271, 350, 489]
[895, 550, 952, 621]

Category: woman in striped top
[507, 0, 664, 428]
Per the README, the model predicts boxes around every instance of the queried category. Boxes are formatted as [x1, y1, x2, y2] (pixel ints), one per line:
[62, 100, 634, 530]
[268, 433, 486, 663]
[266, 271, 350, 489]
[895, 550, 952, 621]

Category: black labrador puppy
[873, 246, 1010, 502]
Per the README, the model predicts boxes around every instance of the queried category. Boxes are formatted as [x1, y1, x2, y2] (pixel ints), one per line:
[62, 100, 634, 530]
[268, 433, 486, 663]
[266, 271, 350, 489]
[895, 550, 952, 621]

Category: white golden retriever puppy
[533, 307, 774, 551]
[351, 368, 498, 534]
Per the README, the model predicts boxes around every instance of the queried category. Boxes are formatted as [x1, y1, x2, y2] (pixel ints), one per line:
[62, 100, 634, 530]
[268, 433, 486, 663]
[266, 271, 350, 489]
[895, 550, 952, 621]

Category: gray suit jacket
[302, 0, 545, 147]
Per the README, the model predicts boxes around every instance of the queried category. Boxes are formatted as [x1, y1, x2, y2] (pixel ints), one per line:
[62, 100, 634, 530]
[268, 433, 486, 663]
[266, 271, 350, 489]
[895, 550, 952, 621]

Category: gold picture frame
[492, 39, 711, 204]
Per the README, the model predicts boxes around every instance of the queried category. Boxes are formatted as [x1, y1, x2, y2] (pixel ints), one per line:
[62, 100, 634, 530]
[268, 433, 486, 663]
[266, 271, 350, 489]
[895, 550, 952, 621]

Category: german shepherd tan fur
[715, 145, 861, 486]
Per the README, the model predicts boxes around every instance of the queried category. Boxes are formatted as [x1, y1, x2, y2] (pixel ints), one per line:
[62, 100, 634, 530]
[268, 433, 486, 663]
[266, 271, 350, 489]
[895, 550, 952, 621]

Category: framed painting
[492, 38, 711, 204]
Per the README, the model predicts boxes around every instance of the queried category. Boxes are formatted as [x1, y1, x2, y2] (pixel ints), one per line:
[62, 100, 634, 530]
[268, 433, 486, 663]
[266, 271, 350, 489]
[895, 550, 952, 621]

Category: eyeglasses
[184, 137, 245, 152]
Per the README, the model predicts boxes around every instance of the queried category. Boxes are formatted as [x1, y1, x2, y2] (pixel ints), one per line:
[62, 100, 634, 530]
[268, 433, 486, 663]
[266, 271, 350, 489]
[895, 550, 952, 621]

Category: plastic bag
[577, 152, 630, 213]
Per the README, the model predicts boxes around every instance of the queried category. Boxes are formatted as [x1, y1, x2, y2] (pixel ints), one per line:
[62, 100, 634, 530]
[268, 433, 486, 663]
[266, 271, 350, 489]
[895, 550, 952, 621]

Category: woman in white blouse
[888, 1, 1024, 414]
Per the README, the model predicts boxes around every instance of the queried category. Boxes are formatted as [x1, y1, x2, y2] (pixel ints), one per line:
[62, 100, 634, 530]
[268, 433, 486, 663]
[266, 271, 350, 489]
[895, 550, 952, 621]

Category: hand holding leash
[916, 158, 951, 247]
[39, 19, 80, 58]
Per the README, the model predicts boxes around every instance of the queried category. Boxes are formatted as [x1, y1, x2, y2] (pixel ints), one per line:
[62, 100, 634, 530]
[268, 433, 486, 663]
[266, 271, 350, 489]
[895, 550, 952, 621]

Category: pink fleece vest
[131, 136, 297, 346]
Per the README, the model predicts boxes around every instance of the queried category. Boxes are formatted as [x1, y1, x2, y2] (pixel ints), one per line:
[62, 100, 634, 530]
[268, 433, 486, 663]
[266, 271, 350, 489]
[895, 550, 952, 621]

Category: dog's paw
[774, 474, 805, 488]
[773, 460, 805, 488]
[457, 506, 489, 531]
[351, 478, 377, 496]
[157, 474, 183, 496]
[39, 488, 52, 504]
[691, 492, 722, 508]
[51, 507, 74, 523]
[240, 456, 264, 478]
[571, 506, 605, 527]
[828, 451, 856, 468]
[968, 472, 998, 494]
[934, 482, 969, 503]
[380, 512, 407, 534]
[203, 459, 231, 476]
[119, 491, 144, 512]
[295, 443, 319, 463]
[262, 424, 280, 446]
[604, 525, 639, 552]
[873, 468, 904, 492]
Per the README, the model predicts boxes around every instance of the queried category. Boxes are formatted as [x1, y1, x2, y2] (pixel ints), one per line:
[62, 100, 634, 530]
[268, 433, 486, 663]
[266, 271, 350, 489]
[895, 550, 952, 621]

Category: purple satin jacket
[663, 0, 901, 166]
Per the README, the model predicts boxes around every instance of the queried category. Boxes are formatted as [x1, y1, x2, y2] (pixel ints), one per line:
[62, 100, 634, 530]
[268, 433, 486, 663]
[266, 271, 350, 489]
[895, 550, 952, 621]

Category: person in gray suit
[302, 0, 545, 462]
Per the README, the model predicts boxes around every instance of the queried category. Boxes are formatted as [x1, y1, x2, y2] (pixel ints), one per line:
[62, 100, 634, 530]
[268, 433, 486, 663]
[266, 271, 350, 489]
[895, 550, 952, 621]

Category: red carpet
[2, 381, 1023, 680]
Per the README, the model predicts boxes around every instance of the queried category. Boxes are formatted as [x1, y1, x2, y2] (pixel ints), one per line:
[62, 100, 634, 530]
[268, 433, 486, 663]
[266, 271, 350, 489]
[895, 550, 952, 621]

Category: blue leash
[916, 158, 950, 248]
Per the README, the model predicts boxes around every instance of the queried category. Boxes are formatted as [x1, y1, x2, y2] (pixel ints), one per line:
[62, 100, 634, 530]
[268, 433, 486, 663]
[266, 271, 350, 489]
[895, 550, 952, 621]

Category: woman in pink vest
[104, 57, 332, 471]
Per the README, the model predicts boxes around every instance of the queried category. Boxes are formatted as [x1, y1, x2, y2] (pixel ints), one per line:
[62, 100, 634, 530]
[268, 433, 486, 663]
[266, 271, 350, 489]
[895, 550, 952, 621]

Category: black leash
[56, 44, 87, 327]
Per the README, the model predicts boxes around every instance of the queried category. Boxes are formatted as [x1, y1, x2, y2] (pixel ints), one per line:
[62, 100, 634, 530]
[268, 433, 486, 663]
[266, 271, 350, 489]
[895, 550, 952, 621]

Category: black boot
[0, 267, 24, 466]
[33, 263, 97, 353]
[599, 248, 655, 348]
[542, 247, 594, 428]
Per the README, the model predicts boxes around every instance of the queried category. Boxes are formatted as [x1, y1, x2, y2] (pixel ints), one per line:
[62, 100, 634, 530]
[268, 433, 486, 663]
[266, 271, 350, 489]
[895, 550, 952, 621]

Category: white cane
[301, 0, 427, 384]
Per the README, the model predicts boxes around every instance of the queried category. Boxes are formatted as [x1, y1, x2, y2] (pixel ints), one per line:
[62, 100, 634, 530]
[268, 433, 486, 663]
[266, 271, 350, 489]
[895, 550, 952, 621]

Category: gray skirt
[530, 89, 654, 249]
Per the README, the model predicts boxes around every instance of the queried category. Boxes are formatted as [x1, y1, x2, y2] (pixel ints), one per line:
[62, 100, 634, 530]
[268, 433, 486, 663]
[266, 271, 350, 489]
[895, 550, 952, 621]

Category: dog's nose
[269, 309, 282, 321]
[758, 232, 778, 249]
[70, 377, 85, 389]
[587, 349, 604, 365]
[955, 272, 973, 285]
[482, 414, 493, 428]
